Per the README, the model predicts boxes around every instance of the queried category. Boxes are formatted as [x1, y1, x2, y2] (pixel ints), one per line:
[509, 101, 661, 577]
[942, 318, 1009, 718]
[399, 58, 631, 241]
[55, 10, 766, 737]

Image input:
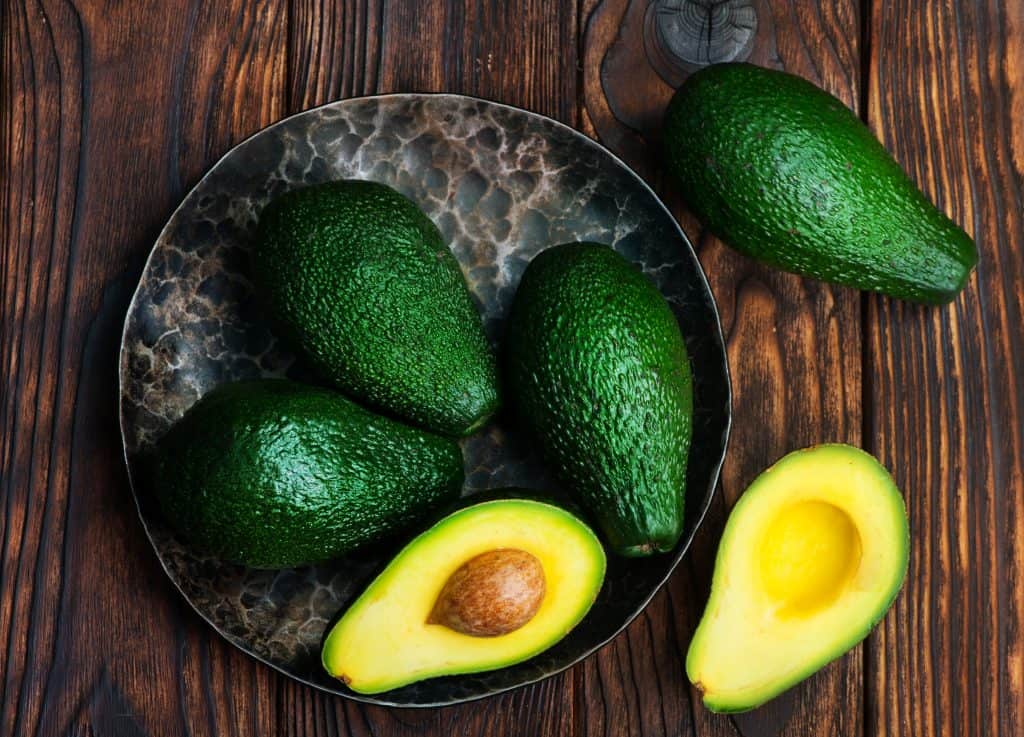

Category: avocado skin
[252, 180, 499, 437]
[149, 379, 464, 568]
[504, 243, 693, 556]
[664, 63, 978, 304]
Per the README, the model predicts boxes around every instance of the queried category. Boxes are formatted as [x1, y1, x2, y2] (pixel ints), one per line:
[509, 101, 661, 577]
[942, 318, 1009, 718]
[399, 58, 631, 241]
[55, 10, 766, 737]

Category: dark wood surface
[1, 0, 1020, 735]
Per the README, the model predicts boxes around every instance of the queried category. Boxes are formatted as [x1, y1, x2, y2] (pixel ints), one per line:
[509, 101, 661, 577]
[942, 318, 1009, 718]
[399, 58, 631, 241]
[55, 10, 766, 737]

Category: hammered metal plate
[119, 94, 731, 706]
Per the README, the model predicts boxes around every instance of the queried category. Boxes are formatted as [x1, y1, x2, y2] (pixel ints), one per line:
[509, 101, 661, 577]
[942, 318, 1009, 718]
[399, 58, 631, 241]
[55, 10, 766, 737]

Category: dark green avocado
[147, 379, 464, 568]
[664, 63, 978, 304]
[252, 180, 499, 437]
[504, 243, 693, 557]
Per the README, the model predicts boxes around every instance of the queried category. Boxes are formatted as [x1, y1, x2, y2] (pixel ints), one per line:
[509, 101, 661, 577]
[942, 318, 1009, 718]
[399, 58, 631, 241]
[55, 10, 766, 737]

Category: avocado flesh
[686, 444, 909, 713]
[664, 63, 978, 304]
[252, 180, 499, 437]
[148, 379, 464, 568]
[321, 498, 606, 694]
[504, 243, 693, 556]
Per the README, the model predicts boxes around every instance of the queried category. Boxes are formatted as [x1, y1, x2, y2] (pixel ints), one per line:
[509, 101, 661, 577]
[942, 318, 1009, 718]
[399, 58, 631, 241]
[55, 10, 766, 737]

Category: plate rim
[118, 91, 733, 707]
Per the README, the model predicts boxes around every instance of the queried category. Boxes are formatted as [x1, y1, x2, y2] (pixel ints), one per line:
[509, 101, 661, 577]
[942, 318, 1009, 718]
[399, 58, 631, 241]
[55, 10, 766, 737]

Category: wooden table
[3, 0, 1022, 735]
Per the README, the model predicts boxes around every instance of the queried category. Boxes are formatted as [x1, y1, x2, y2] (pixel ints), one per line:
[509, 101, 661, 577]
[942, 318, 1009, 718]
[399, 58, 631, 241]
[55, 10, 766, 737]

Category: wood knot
[644, 0, 758, 84]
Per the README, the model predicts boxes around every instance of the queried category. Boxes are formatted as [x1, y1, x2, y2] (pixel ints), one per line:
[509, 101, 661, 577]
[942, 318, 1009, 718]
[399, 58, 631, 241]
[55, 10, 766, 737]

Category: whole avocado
[252, 180, 499, 437]
[148, 379, 464, 568]
[664, 63, 978, 304]
[504, 243, 693, 557]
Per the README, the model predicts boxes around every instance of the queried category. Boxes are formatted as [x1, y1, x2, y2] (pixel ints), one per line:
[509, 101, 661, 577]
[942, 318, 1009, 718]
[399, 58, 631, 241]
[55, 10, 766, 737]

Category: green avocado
[321, 497, 606, 693]
[148, 379, 464, 568]
[252, 180, 499, 436]
[504, 243, 693, 557]
[686, 444, 909, 713]
[664, 63, 978, 304]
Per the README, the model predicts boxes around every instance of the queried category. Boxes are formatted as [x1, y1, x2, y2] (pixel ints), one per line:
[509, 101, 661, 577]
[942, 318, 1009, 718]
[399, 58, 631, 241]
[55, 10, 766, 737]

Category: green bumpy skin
[252, 180, 499, 437]
[504, 243, 693, 557]
[664, 63, 978, 304]
[148, 379, 464, 568]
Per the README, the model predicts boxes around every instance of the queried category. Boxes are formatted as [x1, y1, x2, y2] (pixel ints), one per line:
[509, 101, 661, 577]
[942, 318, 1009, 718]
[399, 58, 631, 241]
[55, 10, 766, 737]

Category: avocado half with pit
[686, 444, 909, 713]
[322, 498, 606, 693]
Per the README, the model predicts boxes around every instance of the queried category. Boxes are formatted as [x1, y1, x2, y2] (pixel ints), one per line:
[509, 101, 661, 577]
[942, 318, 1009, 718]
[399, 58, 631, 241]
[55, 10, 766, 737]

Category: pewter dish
[119, 93, 731, 706]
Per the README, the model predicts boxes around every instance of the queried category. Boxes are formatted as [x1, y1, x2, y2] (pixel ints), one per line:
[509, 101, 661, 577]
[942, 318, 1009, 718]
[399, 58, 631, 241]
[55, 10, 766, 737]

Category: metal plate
[119, 93, 731, 706]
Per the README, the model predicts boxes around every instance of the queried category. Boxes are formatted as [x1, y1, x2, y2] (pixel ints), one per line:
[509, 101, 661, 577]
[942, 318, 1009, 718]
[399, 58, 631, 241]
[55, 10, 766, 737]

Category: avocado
[664, 63, 978, 304]
[252, 180, 499, 436]
[504, 243, 693, 557]
[686, 444, 909, 713]
[321, 497, 606, 693]
[148, 379, 464, 568]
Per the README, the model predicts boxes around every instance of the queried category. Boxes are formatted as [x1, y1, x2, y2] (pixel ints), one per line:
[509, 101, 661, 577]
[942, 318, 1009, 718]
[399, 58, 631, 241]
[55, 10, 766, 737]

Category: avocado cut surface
[664, 63, 978, 304]
[686, 444, 909, 713]
[252, 180, 499, 436]
[149, 379, 464, 568]
[504, 242, 693, 557]
[321, 498, 606, 694]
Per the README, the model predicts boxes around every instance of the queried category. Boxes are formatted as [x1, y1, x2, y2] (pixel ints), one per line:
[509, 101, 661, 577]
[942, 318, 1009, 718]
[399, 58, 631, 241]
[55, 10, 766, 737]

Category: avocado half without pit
[686, 444, 909, 713]
[322, 498, 606, 694]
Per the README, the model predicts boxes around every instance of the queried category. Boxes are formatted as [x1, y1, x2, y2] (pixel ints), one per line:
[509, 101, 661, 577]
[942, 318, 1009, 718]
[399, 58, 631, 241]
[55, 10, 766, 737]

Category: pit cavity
[757, 500, 862, 617]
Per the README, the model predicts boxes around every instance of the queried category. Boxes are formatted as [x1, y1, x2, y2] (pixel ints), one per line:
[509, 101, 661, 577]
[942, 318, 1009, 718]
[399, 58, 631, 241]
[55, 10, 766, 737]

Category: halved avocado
[322, 498, 606, 693]
[686, 444, 909, 713]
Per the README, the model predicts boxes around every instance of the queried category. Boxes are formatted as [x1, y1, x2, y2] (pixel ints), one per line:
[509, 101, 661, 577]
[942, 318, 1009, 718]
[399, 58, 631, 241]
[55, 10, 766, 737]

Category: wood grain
[288, 0, 383, 110]
[1, 0, 286, 735]
[2, 0, 1022, 735]
[866, 2, 1024, 737]
[580, 1, 865, 736]
[371, 0, 579, 123]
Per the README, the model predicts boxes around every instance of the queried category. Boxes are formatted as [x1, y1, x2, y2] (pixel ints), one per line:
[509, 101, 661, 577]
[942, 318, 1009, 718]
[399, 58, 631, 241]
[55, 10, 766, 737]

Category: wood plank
[374, 0, 578, 123]
[0, 0, 287, 734]
[288, 0, 384, 110]
[580, 1, 866, 736]
[282, 1, 581, 735]
[866, 2, 1024, 736]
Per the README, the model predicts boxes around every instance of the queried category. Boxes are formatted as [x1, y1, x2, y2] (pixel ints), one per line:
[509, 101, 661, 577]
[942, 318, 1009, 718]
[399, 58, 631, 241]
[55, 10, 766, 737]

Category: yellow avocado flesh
[686, 444, 909, 713]
[322, 499, 606, 694]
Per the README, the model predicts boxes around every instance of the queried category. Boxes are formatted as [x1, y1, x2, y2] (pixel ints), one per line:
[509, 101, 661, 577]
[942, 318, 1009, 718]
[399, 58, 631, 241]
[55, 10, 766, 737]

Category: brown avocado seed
[427, 548, 546, 637]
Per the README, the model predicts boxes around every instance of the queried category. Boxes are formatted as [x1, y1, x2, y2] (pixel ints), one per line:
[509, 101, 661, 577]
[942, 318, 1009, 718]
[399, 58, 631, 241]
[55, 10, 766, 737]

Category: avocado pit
[428, 548, 546, 637]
